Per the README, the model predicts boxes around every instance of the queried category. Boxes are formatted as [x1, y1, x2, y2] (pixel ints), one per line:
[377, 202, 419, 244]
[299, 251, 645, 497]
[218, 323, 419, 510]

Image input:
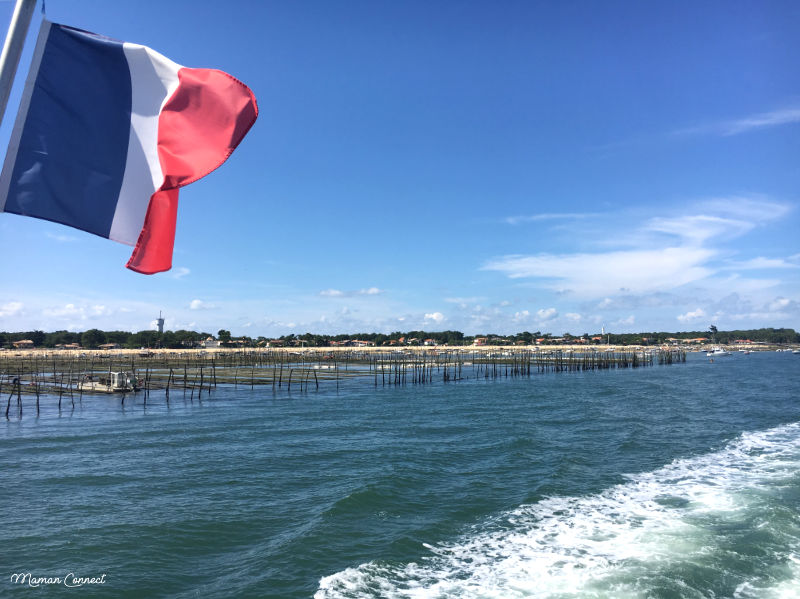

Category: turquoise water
[1, 352, 799, 598]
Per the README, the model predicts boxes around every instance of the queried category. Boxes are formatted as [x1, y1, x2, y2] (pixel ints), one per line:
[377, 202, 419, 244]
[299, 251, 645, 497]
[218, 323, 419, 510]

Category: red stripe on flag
[127, 67, 258, 274]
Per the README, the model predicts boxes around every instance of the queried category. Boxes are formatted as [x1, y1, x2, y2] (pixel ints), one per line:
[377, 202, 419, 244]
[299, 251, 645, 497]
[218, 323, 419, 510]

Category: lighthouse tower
[157, 311, 165, 334]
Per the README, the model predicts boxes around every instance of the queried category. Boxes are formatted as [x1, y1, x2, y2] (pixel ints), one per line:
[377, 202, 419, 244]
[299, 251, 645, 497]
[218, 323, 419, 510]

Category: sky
[0, 0, 798, 337]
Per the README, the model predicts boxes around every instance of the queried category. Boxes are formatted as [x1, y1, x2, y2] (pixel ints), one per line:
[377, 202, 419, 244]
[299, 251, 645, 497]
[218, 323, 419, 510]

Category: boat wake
[317, 422, 800, 598]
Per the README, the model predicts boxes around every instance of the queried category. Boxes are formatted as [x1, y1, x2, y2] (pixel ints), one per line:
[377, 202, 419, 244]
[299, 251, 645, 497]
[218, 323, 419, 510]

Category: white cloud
[45, 232, 78, 242]
[677, 308, 706, 323]
[614, 315, 635, 326]
[503, 213, 597, 225]
[484, 196, 792, 303]
[171, 267, 191, 279]
[769, 297, 792, 312]
[320, 289, 345, 297]
[424, 312, 445, 324]
[444, 296, 485, 310]
[726, 295, 800, 324]
[512, 310, 530, 323]
[725, 257, 799, 270]
[44, 303, 85, 318]
[189, 299, 216, 310]
[0, 301, 24, 318]
[536, 307, 558, 321]
[320, 287, 383, 298]
[444, 296, 484, 304]
[674, 106, 800, 137]
[565, 312, 582, 322]
[721, 107, 800, 136]
[645, 214, 752, 244]
[484, 247, 715, 297]
[91, 305, 112, 316]
[699, 196, 791, 222]
[645, 198, 790, 245]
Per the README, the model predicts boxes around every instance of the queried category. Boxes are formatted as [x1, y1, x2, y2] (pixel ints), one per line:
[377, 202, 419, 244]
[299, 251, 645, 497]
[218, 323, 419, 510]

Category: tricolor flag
[0, 20, 258, 274]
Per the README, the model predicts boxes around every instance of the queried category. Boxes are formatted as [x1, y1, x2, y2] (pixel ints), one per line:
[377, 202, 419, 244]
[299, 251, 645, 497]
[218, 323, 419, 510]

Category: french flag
[0, 20, 258, 274]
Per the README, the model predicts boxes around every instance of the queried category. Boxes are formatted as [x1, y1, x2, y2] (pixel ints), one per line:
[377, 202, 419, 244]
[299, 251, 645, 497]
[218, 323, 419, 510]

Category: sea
[1, 351, 799, 598]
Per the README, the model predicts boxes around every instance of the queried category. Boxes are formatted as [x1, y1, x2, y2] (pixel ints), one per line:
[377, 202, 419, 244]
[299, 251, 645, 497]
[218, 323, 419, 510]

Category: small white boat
[793, 349, 800, 355]
[77, 371, 139, 393]
[706, 346, 731, 357]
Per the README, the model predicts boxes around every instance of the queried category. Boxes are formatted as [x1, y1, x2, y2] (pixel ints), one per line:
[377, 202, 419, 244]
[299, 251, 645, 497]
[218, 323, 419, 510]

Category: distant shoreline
[1, 343, 796, 358]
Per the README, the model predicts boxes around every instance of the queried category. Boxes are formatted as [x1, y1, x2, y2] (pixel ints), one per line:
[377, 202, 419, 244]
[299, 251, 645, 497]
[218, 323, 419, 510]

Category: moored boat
[706, 346, 731, 357]
[77, 371, 139, 393]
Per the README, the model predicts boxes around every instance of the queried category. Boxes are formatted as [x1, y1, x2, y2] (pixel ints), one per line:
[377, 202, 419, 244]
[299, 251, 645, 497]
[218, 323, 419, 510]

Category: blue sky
[1, 0, 798, 336]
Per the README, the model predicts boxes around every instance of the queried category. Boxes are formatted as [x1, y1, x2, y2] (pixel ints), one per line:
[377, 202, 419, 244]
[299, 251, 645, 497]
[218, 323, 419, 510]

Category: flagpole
[0, 0, 37, 128]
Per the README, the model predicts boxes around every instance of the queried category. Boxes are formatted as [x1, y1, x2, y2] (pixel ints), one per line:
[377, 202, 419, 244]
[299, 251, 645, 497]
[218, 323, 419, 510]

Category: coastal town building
[330, 339, 376, 347]
[351, 340, 376, 347]
[55, 343, 81, 350]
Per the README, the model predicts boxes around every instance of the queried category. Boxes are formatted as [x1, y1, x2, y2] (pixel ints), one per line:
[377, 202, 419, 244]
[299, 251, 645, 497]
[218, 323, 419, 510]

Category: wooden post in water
[5, 379, 12, 419]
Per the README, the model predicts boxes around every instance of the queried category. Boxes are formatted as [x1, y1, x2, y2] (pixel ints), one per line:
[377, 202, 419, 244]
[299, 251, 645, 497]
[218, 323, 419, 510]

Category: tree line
[0, 327, 797, 349]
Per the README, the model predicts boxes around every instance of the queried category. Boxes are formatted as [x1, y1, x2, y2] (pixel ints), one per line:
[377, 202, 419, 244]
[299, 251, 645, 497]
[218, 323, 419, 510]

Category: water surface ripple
[1, 352, 798, 598]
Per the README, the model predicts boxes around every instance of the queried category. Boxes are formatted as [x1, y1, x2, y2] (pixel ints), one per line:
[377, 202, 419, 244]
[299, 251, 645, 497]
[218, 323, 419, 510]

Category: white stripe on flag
[109, 43, 182, 245]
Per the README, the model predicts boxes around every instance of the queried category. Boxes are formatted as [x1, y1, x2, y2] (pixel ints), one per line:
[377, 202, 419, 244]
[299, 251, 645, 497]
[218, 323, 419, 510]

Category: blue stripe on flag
[3, 24, 132, 239]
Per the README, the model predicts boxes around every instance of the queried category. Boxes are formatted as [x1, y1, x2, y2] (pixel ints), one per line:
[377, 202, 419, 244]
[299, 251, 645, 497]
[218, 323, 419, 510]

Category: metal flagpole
[0, 0, 37, 128]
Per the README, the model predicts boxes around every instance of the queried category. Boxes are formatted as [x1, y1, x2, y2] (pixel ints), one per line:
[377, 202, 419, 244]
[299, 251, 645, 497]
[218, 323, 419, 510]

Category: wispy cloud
[43, 303, 85, 318]
[645, 197, 791, 244]
[645, 214, 753, 244]
[723, 257, 800, 270]
[503, 213, 598, 225]
[319, 287, 383, 298]
[171, 267, 191, 279]
[484, 196, 793, 300]
[483, 247, 715, 297]
[45, 232, 78, 243]
[673, 107, 800, 137]
[444, 296, 485, 304]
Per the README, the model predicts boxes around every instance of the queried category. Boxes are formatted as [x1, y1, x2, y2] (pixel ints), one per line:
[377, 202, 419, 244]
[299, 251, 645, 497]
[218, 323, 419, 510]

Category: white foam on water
[316, 423, 800, 598]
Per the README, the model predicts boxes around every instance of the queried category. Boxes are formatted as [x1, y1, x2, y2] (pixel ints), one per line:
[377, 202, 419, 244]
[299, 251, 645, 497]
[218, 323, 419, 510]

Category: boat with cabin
[77, 372, 139, 393]
[706, 346, 731, 357]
